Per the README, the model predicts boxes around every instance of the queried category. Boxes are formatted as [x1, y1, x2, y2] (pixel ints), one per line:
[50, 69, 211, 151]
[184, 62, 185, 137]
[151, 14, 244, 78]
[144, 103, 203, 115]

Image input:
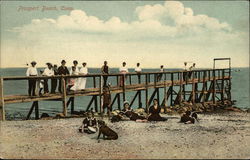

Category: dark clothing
[180, 114, 195, 124]
[51, 79, 57, 93]
[124, 110, 146, 121]
[58, 66, 69, 92]
[83, 118, 97, 128]
[28, 79, 36, 96]
[51, 69, 58, 93]
[157, 73, 163, 82]
[44, 79, 49, 93]
[58, 66, 70, 75]
[103, 90, 111, 113]
[102, 65, 109, 86]
[148, 105, 167, 121]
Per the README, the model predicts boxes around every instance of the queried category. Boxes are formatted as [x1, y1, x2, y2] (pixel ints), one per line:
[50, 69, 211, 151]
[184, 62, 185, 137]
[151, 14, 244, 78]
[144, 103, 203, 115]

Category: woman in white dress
[119, 62, 128, 87]
[69, 66, 79, 91]
[78, 62, 88, 90]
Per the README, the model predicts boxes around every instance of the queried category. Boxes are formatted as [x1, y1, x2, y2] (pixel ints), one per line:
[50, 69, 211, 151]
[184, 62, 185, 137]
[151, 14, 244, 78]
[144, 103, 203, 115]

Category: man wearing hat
[58, 60, 70, 93]
[42, 63, 54, 94]
[26, 61, 38, 96]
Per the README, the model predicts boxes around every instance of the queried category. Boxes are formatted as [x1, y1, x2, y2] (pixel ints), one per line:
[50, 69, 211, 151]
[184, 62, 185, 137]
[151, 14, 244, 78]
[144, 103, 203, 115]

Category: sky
[0, 1, 249, 68]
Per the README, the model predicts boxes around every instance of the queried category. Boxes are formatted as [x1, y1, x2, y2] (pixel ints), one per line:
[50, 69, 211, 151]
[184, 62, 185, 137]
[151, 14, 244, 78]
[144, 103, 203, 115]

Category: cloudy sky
[0, 1, 249, 68]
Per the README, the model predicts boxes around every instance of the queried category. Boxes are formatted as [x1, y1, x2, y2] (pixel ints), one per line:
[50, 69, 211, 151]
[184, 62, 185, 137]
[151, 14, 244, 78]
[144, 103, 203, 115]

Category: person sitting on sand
[148, 99, 167, 121]
[121, 101, 147, 122]
[180, 111, 198, 124]
[79, 112, 97, 134]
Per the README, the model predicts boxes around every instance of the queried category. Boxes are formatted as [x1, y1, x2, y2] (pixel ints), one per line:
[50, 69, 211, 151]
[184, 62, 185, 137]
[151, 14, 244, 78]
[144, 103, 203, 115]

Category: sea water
[0, 67, 249, 119]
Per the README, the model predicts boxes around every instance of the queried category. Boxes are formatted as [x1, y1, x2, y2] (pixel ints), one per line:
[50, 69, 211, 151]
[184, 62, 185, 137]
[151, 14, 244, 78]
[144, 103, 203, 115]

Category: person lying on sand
[97, 120, 118, 140]
[148, 99, 168, 121]
[121, 101, 147, 122]
[180, 111, 198, 124]
[79, 112, 97, 134]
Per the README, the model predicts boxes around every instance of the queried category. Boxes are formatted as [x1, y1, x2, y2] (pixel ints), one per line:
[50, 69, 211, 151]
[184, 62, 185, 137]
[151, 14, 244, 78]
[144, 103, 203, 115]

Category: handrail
[1, 68, 229, 80]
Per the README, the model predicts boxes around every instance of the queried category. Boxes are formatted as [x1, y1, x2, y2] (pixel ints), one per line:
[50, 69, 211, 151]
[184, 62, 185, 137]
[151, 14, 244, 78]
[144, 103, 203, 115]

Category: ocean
[0, 67, 249, 120]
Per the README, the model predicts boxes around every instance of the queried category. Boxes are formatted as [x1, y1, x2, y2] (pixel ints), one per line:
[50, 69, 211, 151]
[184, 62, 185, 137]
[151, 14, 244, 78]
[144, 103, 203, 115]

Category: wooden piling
[170, 73, 174, 106]
[221, 70, 225, 103]
[138, 90, 142, 108]
[70, 97, 75, 114]
[62, 78, 67, 116]
[212, 70, 216, 104]
[145, 74, 149, 113]
[122, 74, 126, 102]
[117, 93, 121, 110]
[192, 73, 195, 104]
[34, 101, 39, 119]
[179, 72, 183, 104]
[0, 78, 5, 121]
[99, 76, 103, 113]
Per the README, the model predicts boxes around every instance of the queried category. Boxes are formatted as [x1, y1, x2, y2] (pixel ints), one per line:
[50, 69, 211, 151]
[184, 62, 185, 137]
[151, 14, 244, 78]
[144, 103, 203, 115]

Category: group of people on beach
[78, 98, 198, 140]
[26, 60, 196, 96]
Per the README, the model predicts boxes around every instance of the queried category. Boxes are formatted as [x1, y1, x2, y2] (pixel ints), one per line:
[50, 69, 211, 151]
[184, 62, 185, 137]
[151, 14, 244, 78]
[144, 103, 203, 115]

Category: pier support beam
[26, 101, 38, 120]
[62, 78, 67, 116]
[145, 74, 149, 113]
[0, 78, 5, 121]
[212, 70, 216, 104]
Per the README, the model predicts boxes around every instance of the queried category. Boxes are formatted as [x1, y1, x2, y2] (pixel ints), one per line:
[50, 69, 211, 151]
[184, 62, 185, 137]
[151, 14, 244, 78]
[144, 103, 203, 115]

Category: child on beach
[79, 112, 97, 134]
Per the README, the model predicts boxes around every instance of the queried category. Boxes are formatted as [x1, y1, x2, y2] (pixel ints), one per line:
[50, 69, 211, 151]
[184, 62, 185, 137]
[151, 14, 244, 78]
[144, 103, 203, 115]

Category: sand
[1, 111, 250, 159]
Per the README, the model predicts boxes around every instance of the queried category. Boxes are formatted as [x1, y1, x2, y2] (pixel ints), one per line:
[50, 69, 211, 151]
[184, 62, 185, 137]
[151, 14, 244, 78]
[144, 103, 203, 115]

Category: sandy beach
[1, 111, 250, 159]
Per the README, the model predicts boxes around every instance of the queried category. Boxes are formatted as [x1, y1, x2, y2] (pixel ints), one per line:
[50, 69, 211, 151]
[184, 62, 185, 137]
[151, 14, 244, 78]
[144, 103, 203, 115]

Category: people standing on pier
[157, 65, 164, 82]
[78, 62, 88, 90]
[26, 61, 38, 96]
[119, 62, 128, 87]
[183, 62, 188, 82]
[51, 64, 58, 94]
[101, 61, 109, 87]
[188, 63, 196, 78]
[42, 63, 54, 94]
[58, 60, 70, 93]
[135, 63, 142, 83]
[148, 99, 167, 121]
[70, 60, 79, 75]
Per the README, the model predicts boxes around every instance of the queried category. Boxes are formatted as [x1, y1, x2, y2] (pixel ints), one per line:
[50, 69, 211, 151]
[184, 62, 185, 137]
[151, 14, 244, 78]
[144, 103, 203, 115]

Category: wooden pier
[0, 59, 232, 121]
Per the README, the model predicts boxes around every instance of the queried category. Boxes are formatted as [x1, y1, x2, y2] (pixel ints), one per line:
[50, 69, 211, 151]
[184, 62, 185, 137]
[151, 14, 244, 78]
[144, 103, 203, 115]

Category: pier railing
[0, 68, 231, 120]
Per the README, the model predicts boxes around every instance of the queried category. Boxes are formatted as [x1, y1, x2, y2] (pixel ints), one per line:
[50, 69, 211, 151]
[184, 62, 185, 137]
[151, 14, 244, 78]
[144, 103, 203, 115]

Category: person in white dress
[119, 62, 128, 87]
[68, 66, 79, 91]
[78, 62, 88, 90]
[70, 60, 80, 75]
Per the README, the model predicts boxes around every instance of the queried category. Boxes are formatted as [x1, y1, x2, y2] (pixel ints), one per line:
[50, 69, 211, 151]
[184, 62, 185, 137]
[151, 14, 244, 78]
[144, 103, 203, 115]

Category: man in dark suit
[58, 60, 69, 93]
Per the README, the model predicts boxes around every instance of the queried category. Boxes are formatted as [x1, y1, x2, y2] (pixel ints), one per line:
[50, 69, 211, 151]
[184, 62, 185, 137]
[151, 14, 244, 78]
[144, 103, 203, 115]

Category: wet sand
[1, 111, 250, 159]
